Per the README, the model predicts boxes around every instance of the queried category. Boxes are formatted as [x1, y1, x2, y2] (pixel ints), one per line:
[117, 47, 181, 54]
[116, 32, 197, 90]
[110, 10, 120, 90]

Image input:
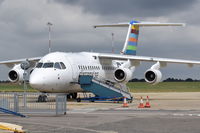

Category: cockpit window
[54, 62, 61, 69]
[43, 62, 54, 68]
[36, 63, 43, 68]
[60, 62, 66, 69]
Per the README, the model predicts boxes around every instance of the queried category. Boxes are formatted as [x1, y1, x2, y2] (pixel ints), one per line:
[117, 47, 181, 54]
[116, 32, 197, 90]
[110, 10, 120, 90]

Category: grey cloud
[0, 0, 4, 4]
[54, 0, 197, 17]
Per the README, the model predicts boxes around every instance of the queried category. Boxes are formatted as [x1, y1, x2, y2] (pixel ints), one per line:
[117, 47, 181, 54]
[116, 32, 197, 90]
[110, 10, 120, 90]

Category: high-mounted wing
[98, 53, 200, 67]
[0, 57, 41, 68]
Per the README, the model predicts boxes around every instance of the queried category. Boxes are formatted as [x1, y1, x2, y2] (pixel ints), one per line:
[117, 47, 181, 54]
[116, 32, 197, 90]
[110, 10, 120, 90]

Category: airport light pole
[47, 22, 53, 53]
[20, 60, 30, 108]
[111, 33, 114, 53]
[23, 69, 27, 108]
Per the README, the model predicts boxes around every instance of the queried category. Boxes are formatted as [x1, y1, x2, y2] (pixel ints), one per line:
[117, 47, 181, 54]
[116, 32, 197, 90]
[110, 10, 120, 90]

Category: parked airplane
[1, 20, 200, 101]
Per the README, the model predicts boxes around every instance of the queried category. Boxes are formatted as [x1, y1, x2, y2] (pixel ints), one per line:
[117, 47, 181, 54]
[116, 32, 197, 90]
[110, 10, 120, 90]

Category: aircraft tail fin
[94, 20, 185, 55]
[124, 23, 139, 55]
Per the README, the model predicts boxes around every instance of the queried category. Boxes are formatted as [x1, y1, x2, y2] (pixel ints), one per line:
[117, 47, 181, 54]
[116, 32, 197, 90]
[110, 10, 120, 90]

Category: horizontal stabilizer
[94, 21, 185, 28]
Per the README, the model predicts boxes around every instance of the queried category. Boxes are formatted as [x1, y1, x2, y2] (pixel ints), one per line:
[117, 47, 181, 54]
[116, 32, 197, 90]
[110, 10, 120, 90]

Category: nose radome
[29, 74, 43, 89]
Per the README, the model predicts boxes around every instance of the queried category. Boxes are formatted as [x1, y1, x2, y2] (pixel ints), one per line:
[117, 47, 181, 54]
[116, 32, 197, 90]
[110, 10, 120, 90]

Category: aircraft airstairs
[78, 75, 132, 102]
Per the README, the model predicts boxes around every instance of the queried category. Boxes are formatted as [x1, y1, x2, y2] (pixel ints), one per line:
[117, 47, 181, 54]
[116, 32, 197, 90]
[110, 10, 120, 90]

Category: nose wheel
[37, 94, 48, 102]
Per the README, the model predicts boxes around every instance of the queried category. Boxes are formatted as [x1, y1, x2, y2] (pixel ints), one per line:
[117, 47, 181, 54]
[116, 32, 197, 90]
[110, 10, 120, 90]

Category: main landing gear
[37, 93, 77, 102]
[67, 93, 77, 99]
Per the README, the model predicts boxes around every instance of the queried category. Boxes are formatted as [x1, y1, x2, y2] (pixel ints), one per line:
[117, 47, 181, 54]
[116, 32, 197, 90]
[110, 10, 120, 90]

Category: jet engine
[144, 62, 162, 84]
[114, 68, 134, 83]
[8, 61, 31, 83]
[8, 64, 24, 83]
[144, 69, 162, 84]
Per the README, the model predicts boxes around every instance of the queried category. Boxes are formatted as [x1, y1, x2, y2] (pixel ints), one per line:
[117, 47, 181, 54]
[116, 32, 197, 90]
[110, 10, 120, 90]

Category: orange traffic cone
[145, 96, 151, 108]
[122, 97, 129, 107]
[138, 97, 145, 108]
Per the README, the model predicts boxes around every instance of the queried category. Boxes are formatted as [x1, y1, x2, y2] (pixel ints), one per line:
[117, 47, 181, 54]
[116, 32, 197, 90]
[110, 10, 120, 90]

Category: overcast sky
[0, 0, 200, 80]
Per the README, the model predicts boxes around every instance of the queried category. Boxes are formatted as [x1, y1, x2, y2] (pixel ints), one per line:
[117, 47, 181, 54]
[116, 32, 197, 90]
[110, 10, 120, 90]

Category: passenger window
[36, 62, 43, 68]
[54, 62, 61, 69]
[43, 63, 54, 68]
[60, 62, 66, 69]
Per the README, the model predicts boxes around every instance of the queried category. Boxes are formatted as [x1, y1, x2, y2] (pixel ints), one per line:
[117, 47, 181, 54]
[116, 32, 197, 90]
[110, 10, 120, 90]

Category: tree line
[0, 78, 200, 83]
[130, 78, 200, 82]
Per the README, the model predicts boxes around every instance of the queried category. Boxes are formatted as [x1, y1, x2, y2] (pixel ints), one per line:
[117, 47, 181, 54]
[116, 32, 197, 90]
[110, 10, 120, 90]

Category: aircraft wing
[98, 53, 200, 67]
[0, 57, 41, 68]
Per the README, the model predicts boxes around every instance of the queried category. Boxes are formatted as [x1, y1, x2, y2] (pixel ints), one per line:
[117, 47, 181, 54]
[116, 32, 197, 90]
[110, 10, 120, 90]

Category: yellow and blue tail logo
[124, 21, 139, 55]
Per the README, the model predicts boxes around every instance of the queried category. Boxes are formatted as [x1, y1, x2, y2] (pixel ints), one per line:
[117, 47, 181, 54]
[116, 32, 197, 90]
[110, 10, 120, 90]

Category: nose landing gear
[37, 94, 48, 102]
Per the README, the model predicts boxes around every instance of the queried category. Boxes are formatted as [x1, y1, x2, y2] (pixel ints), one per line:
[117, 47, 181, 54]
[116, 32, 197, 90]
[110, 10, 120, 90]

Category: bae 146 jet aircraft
[1, 20, 200, 101]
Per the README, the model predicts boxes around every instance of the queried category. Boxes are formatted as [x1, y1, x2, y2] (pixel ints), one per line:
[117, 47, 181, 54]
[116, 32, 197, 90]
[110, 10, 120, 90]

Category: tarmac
[1, 92, 200, 133]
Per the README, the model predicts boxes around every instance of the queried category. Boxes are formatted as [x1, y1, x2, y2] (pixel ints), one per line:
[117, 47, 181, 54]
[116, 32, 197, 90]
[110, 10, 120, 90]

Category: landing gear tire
[130, 96, 133, 103]
[67, 93, 78, 100]
[38, 94, 48, 102]
[72, 93, 77, 99]
[76, 98, 81, 102]
[67, 94, 71, 99]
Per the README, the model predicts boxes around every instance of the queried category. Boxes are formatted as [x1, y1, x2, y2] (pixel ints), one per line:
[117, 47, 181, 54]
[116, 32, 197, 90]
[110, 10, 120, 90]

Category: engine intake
[8, 70, 18, 81]
[114, 69, 126, 82]
[145, 69, 162, 84]
[114, 68, 134, 83]
[8, 64, 24, 83]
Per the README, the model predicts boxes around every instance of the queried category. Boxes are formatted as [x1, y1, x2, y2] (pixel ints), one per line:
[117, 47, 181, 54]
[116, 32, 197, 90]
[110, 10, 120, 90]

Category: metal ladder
[78, 75, 132, 101]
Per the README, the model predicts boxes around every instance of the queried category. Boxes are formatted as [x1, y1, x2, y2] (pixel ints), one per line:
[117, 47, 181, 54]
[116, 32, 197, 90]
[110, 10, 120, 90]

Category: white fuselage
[29, 52, 123, 93]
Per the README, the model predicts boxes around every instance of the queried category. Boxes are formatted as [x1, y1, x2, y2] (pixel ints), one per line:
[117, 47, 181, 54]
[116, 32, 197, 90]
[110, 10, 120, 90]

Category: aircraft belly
[39, 83, 83, 93]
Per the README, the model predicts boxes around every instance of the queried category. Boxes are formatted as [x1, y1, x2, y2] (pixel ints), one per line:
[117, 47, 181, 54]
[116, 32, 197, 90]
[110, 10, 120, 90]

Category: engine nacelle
[8, 64, 24, 83]
[144, 69, 162, 84]
[114, 68, 133, 83]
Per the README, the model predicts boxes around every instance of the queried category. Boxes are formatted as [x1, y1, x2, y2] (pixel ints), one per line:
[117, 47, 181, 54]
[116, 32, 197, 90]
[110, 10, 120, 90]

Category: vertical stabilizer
[122, 21, 139, 55]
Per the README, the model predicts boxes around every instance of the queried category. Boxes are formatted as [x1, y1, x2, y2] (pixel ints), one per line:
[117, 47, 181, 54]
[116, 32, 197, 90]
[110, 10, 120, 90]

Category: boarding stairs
[78, 75, 132, 101]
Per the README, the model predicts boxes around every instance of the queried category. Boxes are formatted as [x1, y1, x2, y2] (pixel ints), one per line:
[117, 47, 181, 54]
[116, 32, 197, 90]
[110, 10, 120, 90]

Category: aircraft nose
[29, 73, 44, 89]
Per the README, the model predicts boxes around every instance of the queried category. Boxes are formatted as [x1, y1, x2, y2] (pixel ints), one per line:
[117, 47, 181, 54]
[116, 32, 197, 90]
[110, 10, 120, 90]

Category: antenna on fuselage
[47, 22, 53, 53]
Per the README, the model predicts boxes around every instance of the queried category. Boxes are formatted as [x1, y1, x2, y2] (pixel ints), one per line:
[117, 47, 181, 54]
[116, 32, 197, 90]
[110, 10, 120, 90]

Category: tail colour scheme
[124, 21, 139, 55]
[94, 20, 185, 55]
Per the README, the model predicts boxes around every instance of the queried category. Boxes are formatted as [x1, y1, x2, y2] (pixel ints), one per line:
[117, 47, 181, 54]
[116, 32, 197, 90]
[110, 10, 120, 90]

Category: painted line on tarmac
[114, 108, 132, 110]
[3, 119, 117, 133]
[68, 108, 98, 113]
[53, 126, 118, 133]
[173, 113, 200, 117]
